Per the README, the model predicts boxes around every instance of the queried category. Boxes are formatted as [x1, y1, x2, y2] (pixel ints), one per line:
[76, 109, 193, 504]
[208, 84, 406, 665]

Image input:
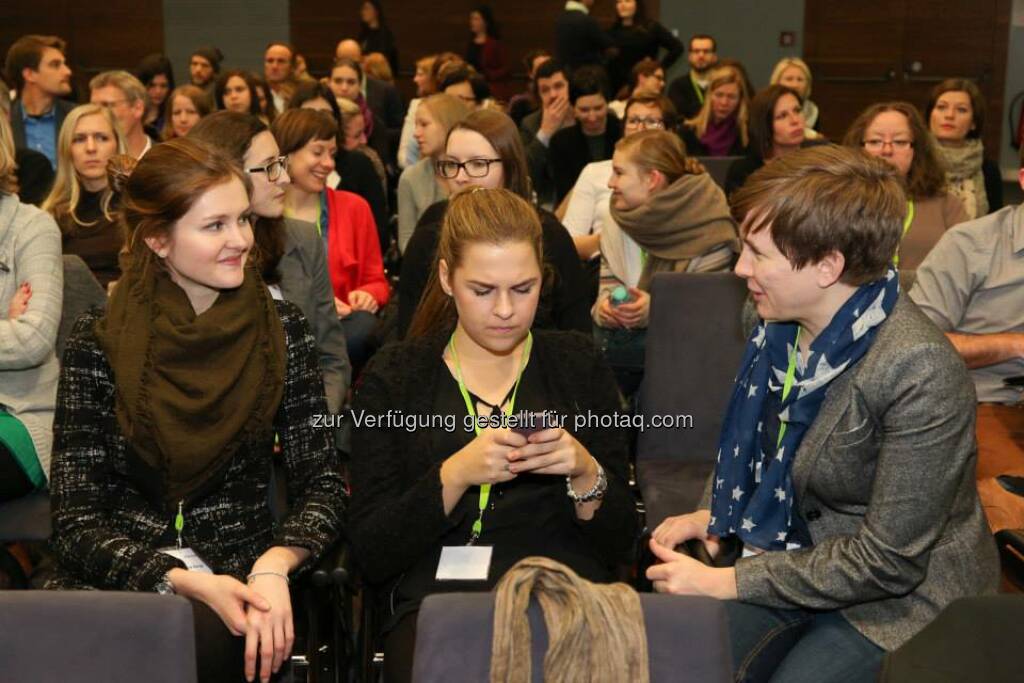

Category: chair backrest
[58, 254, 107, 359]
[412, 592, 732, 683]
[637, 273, 749, 464]
[0, 591, 197, 683]
[695, 156, 744, 189]
[0, 490, 51, 542]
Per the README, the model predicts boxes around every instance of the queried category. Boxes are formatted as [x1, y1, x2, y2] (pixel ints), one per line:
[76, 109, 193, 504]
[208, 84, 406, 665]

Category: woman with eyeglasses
[843, 102, 967, 271]
[397, 94, 470, 252]
[273, 108, 388, 370]
[680, 66, 750, 157]
[190, 111, 350, 420]
[350, 187, 637, 683]
[397, 109, 592, 339]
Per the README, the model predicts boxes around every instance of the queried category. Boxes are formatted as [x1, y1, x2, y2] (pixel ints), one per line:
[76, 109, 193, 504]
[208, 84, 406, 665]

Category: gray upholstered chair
[57, 254, 107, 359]
[636, 272, 749, 530]
[695, 156, 744, 190]
[0, 591, 197, 683]
[411, 592, 732, 683]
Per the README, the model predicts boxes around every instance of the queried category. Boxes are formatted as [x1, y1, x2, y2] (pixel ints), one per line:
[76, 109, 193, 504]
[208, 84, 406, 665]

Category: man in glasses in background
[90, 71, 153, 160]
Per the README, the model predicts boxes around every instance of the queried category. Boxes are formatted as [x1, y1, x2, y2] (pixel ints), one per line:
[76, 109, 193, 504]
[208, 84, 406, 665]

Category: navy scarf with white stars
[708, 267, 900, 551]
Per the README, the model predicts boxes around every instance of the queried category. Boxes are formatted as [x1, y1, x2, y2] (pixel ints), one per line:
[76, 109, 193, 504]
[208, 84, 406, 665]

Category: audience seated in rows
[396, 51, 462, 170]
[398, 109, 592, 339]
[607, 57, 667, 119]
[42, 104, 125, 289]
[350, 187, 637, 683]
[0, 111, 62, 503]
[274, 108, 388, 369]
[44, 138, 346, 683]
[926, 78, 1003, 219]
[843, 101, 967, 270]
[328, 56, 396, 177]
[680, 66, 750, 158]
[335, 38, 407, 159]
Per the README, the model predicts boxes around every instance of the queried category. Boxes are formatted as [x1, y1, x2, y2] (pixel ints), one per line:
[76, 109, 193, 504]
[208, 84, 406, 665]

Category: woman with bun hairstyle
[350, 187, 637, 683]
[46, 138, 346, 683]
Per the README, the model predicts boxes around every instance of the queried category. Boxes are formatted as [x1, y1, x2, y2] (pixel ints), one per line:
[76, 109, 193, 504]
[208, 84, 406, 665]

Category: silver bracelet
[566, 459, 607, 503]
[247, 571, 290, 585]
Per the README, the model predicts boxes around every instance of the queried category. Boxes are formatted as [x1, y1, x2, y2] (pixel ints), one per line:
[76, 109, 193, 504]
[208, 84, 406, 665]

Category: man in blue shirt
[4, 34, 75, 169]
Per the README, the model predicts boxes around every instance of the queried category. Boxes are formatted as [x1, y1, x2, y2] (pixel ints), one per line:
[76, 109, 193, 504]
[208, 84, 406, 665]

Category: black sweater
[348, 330, 638, 621]
[607, 21, 684, 94]
[397, 200, 593, 338]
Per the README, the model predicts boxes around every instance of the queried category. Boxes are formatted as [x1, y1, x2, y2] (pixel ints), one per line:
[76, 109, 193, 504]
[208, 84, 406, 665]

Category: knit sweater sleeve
[0, 204, 62, 369]
[347, 343, 464, 582]
[48, 313, 186, 591]
[271, 303, 347, 571]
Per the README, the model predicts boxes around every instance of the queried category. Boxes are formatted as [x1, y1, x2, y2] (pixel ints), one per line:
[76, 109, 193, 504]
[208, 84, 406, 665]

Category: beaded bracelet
[566, 460, 607, 503]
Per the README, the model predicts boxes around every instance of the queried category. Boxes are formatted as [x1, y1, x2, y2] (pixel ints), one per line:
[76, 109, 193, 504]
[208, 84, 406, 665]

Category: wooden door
[804, 0, 1010, 154]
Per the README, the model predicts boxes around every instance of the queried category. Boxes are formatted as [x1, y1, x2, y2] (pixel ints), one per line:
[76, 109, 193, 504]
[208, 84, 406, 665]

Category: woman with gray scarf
[926, 79, 1003, 219]
[596, 129, 739, 394]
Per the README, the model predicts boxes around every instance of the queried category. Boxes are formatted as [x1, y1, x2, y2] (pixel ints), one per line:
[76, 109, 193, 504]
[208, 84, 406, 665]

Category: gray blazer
[278, 218, 350, 416]
[700, 294, 999, 651]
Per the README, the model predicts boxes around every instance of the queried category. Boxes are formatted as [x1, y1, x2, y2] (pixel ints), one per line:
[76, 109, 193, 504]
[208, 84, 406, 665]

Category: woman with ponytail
[46, 138, 346, 683]
[349, 187, 637, 683]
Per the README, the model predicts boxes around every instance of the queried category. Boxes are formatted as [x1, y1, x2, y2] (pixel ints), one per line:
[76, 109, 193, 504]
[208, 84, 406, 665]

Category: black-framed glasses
[436, 158, 502, 179]
[246, 155, 289, 182]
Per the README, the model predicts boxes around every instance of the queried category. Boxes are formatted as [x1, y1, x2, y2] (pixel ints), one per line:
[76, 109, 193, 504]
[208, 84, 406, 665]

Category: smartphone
[510, 410, 556, 437]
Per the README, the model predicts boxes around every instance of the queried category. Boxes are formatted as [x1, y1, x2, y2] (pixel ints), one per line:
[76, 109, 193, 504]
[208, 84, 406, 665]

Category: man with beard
[4, 35, 74, 169]
[667, 34, 718, 120]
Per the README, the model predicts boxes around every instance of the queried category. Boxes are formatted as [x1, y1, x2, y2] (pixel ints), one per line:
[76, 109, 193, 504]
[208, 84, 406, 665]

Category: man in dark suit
[4, 34, 75, 169]
[667, 34, 718, 121]
[549, 65, 621, 204]
[520, 60, 577, 209]
[555, 0, 614, 72]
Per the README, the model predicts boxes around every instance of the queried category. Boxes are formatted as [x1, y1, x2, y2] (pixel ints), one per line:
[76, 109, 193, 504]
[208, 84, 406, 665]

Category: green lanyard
[448, 331, 533, 544]
[776, 328, 801, 450]
[893, 200, 915, 267]
[691, 72, 706, 105]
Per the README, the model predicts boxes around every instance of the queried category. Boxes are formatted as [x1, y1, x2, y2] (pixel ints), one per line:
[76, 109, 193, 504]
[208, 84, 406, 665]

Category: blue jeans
[725, 601, 884, 683]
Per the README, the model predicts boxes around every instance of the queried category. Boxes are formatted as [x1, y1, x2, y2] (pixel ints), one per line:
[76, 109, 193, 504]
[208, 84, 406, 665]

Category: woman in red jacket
[273, 108, 389, 367]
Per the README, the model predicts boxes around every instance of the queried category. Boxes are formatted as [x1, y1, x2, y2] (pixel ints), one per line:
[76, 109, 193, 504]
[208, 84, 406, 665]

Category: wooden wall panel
[291, 0, 660, 97]
[0, 0, 164, 102]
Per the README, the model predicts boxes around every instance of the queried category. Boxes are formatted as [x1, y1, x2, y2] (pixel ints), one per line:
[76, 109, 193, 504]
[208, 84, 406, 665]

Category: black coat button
[805, 509, 822, 521]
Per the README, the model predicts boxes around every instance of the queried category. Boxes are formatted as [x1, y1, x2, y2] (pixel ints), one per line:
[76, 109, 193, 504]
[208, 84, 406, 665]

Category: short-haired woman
[398, 109, 592, 338]
[844, 101, 968, 270]
[44, 104, 126, 288]
[274, 108, 389, 369]
[681, 66, 750, 157]
[350, 187, 637, 683]
[0, 112, 63, 502]
[397, 93, 470, 252]
[46, 138, 346, 682]
[648, 145, 998, 682]
[926, 78, 1003, 219]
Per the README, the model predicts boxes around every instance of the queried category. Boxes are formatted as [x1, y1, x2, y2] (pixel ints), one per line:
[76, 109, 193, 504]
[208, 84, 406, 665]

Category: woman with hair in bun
[350, 187, 637, 683]
[46, 138, 346, 683]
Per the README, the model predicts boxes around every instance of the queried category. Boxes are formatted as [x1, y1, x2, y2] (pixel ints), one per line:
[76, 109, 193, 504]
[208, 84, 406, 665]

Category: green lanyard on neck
[448, 330, 533, 544]
[691, 72, 706, 105]
[776, 327, 801, 450]
[893, 199, 915, 267]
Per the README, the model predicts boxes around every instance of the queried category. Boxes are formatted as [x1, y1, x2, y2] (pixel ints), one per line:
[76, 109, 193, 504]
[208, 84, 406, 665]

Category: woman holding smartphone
[349, 187, 637, 683]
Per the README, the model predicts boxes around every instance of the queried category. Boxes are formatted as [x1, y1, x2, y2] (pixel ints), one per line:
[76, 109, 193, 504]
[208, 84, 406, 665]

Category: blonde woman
[43, 104, 126, 288]
[396, 93, 470, 252]
[680, 66, 750, 157]
[770, 57, 819, 131]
